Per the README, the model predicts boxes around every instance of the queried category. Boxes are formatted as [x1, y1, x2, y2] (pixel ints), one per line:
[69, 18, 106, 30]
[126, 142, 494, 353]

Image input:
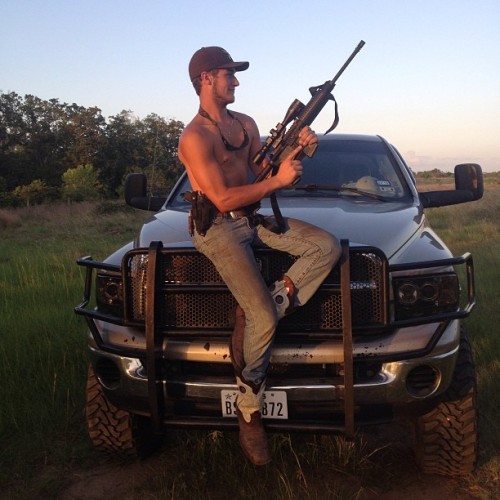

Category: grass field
[0, 182, 498, 499]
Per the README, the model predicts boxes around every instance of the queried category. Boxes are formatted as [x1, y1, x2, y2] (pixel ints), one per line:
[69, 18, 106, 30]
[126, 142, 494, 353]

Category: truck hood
[137, 197, 425, 259]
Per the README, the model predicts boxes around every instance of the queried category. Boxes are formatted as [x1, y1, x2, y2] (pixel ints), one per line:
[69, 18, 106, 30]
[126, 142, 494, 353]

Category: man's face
[211, 69, 239, 104]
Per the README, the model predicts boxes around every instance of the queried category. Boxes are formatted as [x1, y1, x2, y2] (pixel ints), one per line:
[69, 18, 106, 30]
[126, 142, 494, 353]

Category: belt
[217, 209, 250, 219]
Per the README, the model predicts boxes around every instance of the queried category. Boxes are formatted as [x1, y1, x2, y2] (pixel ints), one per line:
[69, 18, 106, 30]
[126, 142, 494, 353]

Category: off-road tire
[413, 327, 478, 476]
[86, 365, 162, 458]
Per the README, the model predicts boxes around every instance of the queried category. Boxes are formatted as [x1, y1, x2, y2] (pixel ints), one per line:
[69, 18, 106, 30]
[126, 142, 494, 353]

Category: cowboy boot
[236, 377, 271, 466]
[229, 304, 245, 377]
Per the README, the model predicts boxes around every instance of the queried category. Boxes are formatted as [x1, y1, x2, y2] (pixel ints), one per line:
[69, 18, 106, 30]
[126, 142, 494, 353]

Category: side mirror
[124, 173, 166, 211]
[419, 163, 483, 208]
[455, 163, 483, 201]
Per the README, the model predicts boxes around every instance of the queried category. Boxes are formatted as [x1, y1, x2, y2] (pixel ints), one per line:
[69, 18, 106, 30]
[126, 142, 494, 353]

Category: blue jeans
[192, 215, 340, 386]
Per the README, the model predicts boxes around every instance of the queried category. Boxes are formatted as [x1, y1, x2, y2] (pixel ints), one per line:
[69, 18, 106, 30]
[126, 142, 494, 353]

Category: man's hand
[297, 125, 318, 148]
[277, 145, 304, 186]
[276, 126, 317, 186]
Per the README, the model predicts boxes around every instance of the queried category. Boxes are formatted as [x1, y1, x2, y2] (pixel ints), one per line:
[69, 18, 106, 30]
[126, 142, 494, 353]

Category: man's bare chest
[212, 145, 249, 184]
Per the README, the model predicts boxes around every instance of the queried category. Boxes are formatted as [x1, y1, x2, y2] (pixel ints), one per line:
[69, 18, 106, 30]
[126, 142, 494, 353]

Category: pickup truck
[75, 133, 483, 476]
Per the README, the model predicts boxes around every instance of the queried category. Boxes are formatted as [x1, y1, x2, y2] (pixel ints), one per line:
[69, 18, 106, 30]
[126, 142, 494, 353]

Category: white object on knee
[269, 279, 292, 319]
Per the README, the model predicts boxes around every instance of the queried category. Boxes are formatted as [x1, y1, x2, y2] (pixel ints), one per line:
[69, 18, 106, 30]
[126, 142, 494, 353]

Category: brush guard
[142, 239, 356, 437]
[75, 243, 476, 436]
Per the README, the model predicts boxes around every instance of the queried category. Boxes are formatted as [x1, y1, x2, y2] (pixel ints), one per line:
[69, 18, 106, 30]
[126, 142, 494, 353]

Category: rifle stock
[253, 40, 365, 184]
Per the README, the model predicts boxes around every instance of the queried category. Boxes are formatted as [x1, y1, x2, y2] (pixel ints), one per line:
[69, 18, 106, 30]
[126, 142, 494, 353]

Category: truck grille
[123, 247, 388, 334]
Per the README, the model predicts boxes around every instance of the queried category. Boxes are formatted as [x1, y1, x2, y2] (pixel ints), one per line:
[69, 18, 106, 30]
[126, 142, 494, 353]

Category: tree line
[0, 92, 185, 207]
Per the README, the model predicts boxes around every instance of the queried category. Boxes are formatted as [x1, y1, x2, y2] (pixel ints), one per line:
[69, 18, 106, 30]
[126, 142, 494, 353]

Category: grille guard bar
[75, 243, 475, 436]
[75, 250, 476, 338]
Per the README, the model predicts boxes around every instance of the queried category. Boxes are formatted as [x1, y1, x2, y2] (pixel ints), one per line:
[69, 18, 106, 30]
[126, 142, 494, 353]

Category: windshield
[283, 138, 410, 200]
[170, 137, 411, 207]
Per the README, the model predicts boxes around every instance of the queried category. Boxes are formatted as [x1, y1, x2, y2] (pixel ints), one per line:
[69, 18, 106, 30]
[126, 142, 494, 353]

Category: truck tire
[413, 327, 478, 476]
[85, 365, 162, 458]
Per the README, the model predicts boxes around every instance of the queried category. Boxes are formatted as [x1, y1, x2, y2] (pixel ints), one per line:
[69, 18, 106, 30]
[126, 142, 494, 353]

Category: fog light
[406, 365, 440, 398]
[95, 358, 121, 389]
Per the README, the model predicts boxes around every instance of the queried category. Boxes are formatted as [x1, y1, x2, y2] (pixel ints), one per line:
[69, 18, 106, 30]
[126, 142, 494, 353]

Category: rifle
[253, 40, 365, 185]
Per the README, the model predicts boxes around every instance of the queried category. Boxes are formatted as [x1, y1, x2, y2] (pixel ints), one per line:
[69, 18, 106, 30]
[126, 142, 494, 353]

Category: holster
[184, 191, 217, 236]
[185, 191, 278, 235]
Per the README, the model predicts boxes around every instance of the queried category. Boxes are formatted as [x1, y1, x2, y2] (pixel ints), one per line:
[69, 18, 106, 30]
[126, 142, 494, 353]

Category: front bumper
[88, 319, 460, 431]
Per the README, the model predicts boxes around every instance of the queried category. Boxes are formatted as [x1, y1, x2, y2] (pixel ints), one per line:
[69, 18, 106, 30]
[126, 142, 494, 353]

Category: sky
[1, 0, 499, 172]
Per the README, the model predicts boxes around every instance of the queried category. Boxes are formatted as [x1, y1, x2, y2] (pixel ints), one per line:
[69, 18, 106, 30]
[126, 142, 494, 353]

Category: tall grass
[136, 431, 386, 499]
[0, 202, 148, 495]
[426, 188, 500, 475]
[0, 187, 498, 498]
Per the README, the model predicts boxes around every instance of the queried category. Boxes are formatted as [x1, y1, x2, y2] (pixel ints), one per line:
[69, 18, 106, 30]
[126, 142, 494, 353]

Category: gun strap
[325, 95, 340, 135]
[269, 163, 286, 233]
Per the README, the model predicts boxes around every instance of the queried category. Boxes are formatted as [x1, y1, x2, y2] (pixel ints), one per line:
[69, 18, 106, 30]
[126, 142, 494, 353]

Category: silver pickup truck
[76, 133, 483, 476]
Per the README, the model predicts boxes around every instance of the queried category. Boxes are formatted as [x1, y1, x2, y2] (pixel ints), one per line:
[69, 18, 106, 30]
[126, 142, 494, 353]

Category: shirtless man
[178, 46, 340, 465]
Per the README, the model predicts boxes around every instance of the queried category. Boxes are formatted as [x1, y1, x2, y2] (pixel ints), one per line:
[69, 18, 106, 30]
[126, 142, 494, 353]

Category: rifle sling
[269, 163, 286, 233]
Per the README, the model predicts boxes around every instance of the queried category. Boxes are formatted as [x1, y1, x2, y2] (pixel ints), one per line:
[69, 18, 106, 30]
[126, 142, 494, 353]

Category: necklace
[198, 107, 249, 151]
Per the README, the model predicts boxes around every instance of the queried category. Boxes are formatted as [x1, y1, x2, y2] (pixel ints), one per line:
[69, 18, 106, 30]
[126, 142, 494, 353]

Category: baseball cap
[189, 46, 249, 81]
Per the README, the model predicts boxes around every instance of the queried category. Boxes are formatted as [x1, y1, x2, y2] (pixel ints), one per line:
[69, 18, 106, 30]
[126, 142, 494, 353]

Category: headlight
[393, 273, 459, 320]
[96, 273, 123, 315]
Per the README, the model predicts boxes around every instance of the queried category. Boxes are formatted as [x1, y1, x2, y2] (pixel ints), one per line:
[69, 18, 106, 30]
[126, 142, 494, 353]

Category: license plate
[221, 390, 288, 419]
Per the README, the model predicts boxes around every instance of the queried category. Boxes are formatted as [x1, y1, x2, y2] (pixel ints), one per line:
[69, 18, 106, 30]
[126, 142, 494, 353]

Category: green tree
[1, 92, 184, 202]
[13, 179, 51, 207]
[61, 164, 102, 202]
[0, 92, 31, 190]
[142, 113, 184, 189]
[20, 95, 66, 185]
[61, 103, 106, 169]
[102, 111, 184, 196]
[100, 110, 144, 194]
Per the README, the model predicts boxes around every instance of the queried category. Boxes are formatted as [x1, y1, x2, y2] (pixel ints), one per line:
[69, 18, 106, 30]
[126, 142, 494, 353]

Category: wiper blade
[289, 184, 388, 201]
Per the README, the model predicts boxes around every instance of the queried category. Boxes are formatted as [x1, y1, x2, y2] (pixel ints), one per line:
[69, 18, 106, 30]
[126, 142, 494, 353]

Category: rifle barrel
[329, 40, 365, 87]
[253, 40, 366, 182]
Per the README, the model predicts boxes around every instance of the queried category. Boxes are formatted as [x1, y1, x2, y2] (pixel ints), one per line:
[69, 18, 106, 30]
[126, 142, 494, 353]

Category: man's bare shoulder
[181, 115, 204, 137]
[179, 116, 212, 147]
